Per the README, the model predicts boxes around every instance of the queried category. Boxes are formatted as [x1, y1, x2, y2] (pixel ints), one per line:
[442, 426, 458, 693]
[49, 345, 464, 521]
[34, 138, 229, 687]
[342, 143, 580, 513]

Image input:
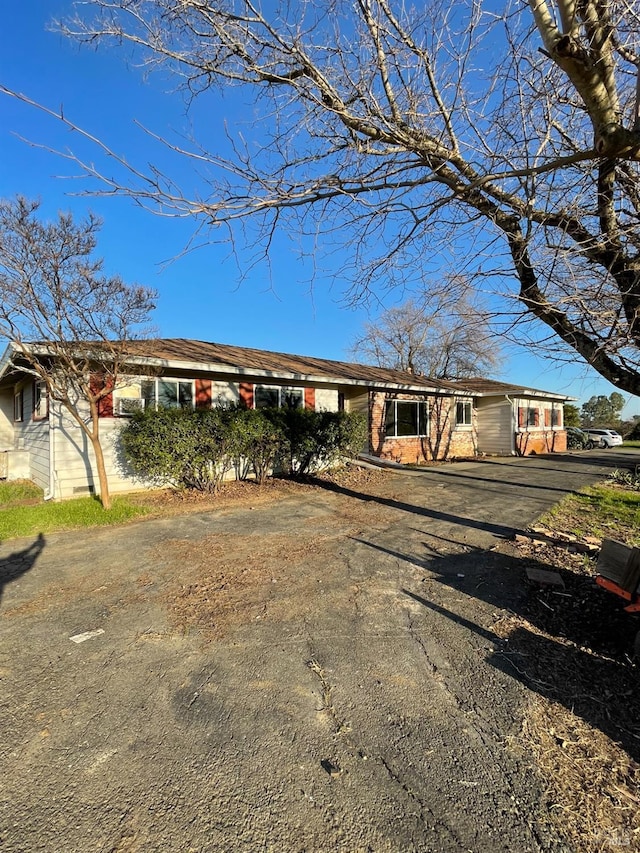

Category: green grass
[622, 439, 640, 447]
[0, 493, 150, 541]
[541, 484, 640, 546]
[0, 480, 44, 507]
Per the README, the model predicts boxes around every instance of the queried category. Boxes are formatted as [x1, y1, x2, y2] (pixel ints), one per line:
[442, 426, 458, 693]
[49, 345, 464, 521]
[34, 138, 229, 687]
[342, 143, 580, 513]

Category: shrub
[226, 407, 285, 485]
[264, 407, 367, 477]
[121, 404, 367, 490]
[121, 407, 233, 492]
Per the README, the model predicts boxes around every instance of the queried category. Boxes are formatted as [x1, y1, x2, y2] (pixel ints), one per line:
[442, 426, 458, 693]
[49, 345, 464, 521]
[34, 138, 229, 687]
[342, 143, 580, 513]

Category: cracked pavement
[1, 450, 636, 852]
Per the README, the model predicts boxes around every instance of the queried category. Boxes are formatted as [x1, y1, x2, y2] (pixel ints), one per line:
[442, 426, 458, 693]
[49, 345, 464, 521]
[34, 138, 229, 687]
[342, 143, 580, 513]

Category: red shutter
[195, 378, 212, 409]
[518, 407, 525, 428]
[90, 373, 114, 417]
[304, 388, 316, 410]
[544, 408, 551, 427]
[239, 382, 254, 409]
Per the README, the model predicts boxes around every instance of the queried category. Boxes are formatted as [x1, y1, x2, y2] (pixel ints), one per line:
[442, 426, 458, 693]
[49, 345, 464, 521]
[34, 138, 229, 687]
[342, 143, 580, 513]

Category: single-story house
[0, 339, 572, 500]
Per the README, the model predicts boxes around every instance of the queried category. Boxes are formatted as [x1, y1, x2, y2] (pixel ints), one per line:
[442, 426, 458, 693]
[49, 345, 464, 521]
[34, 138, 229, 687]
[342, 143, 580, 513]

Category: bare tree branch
[3, 0, 640, 392]
[0, 196, 157, 508]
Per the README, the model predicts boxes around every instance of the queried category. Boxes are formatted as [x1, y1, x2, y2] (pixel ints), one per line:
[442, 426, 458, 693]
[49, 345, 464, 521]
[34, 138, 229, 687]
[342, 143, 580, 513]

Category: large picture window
[141, 378, 194, 410]
[384, 400, 429, 438]
[254, 385, 303, 409]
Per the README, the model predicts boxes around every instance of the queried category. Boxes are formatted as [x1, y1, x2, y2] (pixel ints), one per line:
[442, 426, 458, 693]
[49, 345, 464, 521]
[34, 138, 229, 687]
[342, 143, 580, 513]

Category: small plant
[605, 468, 640, 491]
[0, 479, 43, 507]
[263, 408, 367, 477]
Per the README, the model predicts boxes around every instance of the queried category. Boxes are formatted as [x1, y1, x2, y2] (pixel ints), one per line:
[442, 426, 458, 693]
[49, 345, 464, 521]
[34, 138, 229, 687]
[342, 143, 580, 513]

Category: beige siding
[477, 398, 514, 455]
[344, 389, 369, 415]
[315, 388, 339, 411]
[52, 406, 153, 499]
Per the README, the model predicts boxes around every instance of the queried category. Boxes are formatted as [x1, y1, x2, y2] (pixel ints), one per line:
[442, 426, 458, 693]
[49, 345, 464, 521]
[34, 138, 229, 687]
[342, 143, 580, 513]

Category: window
[33, 381, 48, 420]
[13, 388, 23, 422]
[551, 405, 562, 427]
[384, 400, 429, 437]
[455, 400, 472, 427]
[141, 378, 194, 410]
[254, 385, 303, 409]
[518, 405, 540, 429]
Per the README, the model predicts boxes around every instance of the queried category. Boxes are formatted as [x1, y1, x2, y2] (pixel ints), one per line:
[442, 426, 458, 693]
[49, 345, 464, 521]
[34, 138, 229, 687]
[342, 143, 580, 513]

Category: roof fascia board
[0, 343, 17, 380]
[472, 389, 573, 401]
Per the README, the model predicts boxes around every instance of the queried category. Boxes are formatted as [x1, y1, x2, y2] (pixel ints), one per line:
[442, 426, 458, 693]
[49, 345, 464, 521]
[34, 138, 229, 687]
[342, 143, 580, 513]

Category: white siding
[315, 388, 339, 411]
[52, 403, 153, 499]
[476, 398, 514, 455]
[211, 381, 240, 406]
[12, 382, 51, 491]
[0, 390, 14, 448]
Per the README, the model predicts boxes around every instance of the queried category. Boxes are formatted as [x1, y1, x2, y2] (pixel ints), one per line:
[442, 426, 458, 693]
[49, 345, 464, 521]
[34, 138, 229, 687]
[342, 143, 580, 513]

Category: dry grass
[502, 500, 640, 852]
[526, 699, 639, 852]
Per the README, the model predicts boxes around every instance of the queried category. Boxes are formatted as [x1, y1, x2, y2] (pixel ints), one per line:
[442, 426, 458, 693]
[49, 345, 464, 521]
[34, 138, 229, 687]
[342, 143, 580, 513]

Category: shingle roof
[138, 338, 468, 393]
[448, 377, 571, 400]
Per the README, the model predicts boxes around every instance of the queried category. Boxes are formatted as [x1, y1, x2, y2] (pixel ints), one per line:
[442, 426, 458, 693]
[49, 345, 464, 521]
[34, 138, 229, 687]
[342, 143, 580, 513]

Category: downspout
[505, 395, 517, 456]
[43, 402, 57, 501]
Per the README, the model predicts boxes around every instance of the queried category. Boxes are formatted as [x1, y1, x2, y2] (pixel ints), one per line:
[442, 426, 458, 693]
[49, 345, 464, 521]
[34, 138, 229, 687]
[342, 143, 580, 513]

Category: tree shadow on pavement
[0, 533, 45, 608]
[356, 535, 640, 763]
[307, 477, 525, 539]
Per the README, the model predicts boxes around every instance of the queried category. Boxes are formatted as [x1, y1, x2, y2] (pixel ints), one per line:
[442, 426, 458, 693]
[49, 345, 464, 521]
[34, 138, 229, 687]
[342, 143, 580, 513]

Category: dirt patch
[4, 453, 639, 853]
[497, 530, 640, 853]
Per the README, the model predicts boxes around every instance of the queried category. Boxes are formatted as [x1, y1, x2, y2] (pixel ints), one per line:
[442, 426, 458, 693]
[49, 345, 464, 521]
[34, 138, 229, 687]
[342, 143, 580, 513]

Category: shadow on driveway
[357, 534, 640, 763]
[0, 533, 45, 609]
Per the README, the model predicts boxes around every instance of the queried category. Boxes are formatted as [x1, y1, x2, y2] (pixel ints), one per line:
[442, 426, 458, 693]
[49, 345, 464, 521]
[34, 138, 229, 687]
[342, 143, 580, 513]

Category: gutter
[505, 394, 517, 456]
[43, 402, 57, 501]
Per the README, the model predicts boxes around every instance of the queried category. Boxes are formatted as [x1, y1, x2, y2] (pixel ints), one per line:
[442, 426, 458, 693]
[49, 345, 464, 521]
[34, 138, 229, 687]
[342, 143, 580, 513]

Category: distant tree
[0, 196, 157, 509]
[563, 404, 581, 427]
[350, 291, 501, 379]
[580, 393, 625, 428]
[619, 414, 640, 439]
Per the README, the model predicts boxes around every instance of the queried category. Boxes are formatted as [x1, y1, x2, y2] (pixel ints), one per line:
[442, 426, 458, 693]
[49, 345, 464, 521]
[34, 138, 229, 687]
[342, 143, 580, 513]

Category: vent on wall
[73, 484, 95, 494]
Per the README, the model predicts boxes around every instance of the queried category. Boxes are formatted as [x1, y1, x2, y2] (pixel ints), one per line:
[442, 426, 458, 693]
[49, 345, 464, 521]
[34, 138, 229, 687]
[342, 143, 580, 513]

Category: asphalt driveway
[1, 449, 637, 852]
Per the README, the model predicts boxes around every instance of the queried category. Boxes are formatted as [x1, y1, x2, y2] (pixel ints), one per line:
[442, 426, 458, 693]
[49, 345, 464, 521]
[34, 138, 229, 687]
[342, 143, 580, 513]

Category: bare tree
[350, 289, 501, 378]
[5, 0, 640, 391]
[0, 197, 157, 509]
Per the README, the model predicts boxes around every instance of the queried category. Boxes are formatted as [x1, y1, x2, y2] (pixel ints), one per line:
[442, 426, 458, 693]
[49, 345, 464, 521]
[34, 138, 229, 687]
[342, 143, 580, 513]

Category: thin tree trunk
[89, 430, 112, 510]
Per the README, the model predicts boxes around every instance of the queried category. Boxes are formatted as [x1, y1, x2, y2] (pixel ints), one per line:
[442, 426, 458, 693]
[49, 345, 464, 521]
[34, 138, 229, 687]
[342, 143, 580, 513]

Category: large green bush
[121, 406, 233, 492]
[120, 404, 367, 491]
[264, 407, 367, 476]
[226, 406, 285, 484]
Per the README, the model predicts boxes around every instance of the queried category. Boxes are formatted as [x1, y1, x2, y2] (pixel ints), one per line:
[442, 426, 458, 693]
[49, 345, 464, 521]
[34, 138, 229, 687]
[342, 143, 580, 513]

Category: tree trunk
[89, 431, 112, 510]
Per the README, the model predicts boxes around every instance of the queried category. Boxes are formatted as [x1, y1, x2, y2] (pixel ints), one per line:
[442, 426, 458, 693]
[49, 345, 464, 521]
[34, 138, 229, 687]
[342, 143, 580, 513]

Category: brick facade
[516, 430, 567, 455]
[369, 391, 478, 464]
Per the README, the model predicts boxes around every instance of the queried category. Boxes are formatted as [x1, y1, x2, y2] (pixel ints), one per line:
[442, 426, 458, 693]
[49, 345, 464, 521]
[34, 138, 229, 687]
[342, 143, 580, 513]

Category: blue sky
[1, 1, 638, 418]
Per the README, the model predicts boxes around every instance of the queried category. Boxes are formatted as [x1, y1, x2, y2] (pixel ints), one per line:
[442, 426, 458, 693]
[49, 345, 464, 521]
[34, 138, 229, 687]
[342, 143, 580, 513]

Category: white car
[583, 428, 623, 448]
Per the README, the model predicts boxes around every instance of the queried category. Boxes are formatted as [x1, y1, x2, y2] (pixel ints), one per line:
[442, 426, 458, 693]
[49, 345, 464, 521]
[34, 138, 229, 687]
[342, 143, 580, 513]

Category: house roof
[0, 338, 573, 400]
[119, 338, 473, 395]
[450, 377, 573, 401]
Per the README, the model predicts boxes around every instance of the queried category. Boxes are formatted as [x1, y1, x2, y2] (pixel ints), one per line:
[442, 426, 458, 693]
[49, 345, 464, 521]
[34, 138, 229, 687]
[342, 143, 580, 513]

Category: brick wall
[369, 392, 477, 464]
[516, 430, 567, 455]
